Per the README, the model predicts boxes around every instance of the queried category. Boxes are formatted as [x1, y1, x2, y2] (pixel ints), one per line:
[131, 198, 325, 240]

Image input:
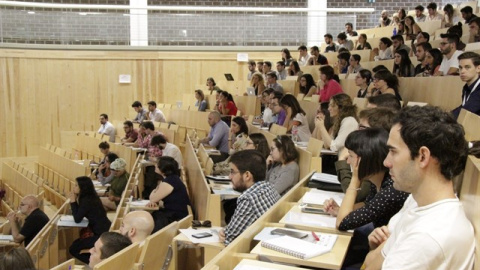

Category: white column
[307, 0, 327, 47]
[130, 0, 148, 46]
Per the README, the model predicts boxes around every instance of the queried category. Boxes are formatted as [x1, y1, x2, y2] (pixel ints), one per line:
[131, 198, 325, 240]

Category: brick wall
[0, 0, 468, 45]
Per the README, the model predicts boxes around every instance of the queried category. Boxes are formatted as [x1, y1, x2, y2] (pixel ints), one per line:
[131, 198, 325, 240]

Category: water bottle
[393, 27, 397, 36]
[292, 126, 299, 143]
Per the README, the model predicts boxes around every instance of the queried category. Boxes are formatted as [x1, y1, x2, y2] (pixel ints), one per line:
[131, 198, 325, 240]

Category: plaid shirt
[224, 181, 280, 245]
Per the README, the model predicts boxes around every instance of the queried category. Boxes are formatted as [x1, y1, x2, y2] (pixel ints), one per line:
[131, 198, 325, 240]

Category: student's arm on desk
[148, 182, 174, 206]
[6, 212, 25, 243]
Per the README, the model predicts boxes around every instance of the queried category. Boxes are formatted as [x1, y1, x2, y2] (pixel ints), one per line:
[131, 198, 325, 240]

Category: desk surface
[250, 234, 351, 270]
[234, 259, 311, 270]
[174, 230, 226, 250]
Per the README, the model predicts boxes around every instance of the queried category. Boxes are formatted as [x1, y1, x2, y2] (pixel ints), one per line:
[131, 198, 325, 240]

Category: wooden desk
[234, 259, 310, 270]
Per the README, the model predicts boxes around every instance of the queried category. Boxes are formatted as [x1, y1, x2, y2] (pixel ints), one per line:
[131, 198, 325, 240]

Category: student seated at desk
[96, 152, 119, 186]
[69, 176, 111, 264]
[147, 157, 191, 233]
[0, 247, 36, 269]
[250, 72, 265, 96]
[101, 158, 129, 211]
[372, 70, 403, 101]
[317, 65, 343, 103]
[299, 74, 317, 97]
[194, 89, 207, 112]
[266, 135, 299, 196]
[120, 120, 139, 144]
[229, 116, 249, 155]
[324, 128, 409, 267]
[219, 150, 280, 245]
[119, 211, 154, 244]
[280, 94, 311, 142]
[89, 232, 132, 268]
[199, 111, 230, 163]
[393, 49, 415, 78]
[312, 93, 358, 152]
[7, 195, 49, 247]
[92, 141, 110, 175]
[217, 91, 238, 117]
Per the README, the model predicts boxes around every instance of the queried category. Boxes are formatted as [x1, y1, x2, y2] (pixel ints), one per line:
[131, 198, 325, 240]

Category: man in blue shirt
[452, 52, 480, 119]
[200, 111, 230, 163]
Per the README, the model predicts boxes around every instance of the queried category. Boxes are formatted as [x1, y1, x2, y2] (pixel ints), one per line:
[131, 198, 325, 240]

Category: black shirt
[325, 44, 337, 53]
[21, 208, 49, 246]
[161, 175, 191, 220]
[71, 197, 111, 236]
[414, 63, 426, 76]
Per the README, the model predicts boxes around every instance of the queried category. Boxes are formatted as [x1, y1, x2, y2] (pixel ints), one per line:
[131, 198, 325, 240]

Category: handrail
[0, 1, 374, 13]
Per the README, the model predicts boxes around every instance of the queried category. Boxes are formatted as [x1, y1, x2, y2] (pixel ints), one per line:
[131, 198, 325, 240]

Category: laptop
[224, 73, 234, 81]
[246, 87, 256, 96]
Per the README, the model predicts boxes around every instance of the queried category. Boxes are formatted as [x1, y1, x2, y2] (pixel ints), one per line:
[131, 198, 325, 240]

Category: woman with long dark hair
[281, 48, 294, 66]
[299, 74, 317, 97]
[266, 135, 299, 195]
[229, 116, 249, 155]
[69, 176, 111, 264]
[280, 94, 311, 142]
[425, 48, 443, 76]
[373, 70, 402, 100]
[355, 69, 373, 98]
[393, 49, 414, 77]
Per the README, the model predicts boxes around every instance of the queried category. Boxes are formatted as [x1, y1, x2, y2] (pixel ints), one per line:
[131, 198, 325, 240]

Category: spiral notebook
[261, 235, 334, 260]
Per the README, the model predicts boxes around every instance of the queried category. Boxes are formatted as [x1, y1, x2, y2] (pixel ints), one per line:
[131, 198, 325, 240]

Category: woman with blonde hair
[194, 89, 207, 111]
[250, 72, 265, 96]
[312, 93, 358, 152]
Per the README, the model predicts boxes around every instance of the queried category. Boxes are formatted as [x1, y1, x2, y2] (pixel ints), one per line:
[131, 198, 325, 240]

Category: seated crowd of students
[2, 2, 480, 269]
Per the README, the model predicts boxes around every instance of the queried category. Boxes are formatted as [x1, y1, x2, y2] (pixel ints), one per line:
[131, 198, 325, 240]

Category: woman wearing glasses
[266, 135, 299, 195]
[373, 70, 402, 100]
[147, 156, 191, 233]
[312, 93, 358, 152]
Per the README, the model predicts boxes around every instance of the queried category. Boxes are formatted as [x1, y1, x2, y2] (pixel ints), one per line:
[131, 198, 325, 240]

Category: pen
[311, 231, 320, 241]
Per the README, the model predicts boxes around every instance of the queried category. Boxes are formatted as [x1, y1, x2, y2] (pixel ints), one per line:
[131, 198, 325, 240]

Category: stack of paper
[57, 215, 89, 228]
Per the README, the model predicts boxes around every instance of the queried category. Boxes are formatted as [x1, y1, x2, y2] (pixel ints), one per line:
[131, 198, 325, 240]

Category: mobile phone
[192, 232, 213, 239]
[270, 228, 308, 239]
[301, 207, 329, 215]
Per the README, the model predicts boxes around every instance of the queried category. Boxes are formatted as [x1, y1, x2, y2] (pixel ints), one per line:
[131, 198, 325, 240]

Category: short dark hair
[337, 52, 351, 62]
[131, 101, 142, 108]
[297, 45, 307, 51]
[359, 107, 397, 131]
[271, 91, 284, 101]
[337, 33, 347, 40]
[418, 32, 430, 42]
[100, 113, 108, 120]
[461, 6, 473, 14]
[351, 54, 361, 62]
[141, 121, 155, 131]
[458, 51, 480, 66]
[379, 37, 393, 47]
[150, 134, 167, 146]
[229, 150, 267, 182]
[372, 65, 389, 73]
[415, 5, 425, 11]
[319, 65, 336, 81]
[391, 34, 404, 42]
[440, 33, 459, 46]
[99, 232, 132, 260]
[257, 61, 264, 65]
[276, 61, 285, 67]
[264, 61, 272, 68]
[416, 42, 432, 51]
[393, 106, 468, 180]
[310, 46, 319, 52]
[324, 33, 333, 39]
[147, 101, 157, 107]
[123, 120, 133, 128]
[266, 71, 277, 80]
[345, 128, 389, 180]
[0, 247, 36, 270]
[156, 156, 180, 177]
[248, 60, 256, 66]
[345, 22, 353, 28]
[273, 135, 298, 164]
[367, 94, 401, 111]
[99, 141, 110, 150]
[426, 2, 437, 10]
[106, 152, 119, 163]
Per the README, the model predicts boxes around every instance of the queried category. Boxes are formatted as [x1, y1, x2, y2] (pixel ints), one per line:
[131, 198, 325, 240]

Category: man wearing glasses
[7, 195, 49, 246]
[436, 33, 462, 76]
[219, 150, 280, 245]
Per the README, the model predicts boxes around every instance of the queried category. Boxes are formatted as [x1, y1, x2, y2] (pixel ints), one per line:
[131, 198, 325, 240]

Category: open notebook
[261, 235, 337, 260]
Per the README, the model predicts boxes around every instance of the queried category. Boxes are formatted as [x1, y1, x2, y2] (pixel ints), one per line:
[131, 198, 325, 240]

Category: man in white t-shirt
[147, 101, 166, 123]
[98, 113, 116, 142]
[364, 106, 474, 270]
[297, 45, 310, 66]
[151, 134, 183, 168]
[437, 33, 462, 76]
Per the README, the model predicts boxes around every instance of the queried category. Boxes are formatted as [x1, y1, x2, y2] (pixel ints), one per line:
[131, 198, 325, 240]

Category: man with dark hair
[140, 121, 162, 160]
[358, 107, 397, 131]
[364, 106, 474, 270]
[151, 134, 183, 167]
[414, 5, 426, 22]
[343, 22, 358, 37]
[324, 34, 338, 53]
[367, 94, 402, 111]
[297, 45, 310, 66]
[89, 232, 132, 268]
[266, 72, 284, 93]
[414, 42, 432, 76]
[461, 6, 477, 24]
[452, 51, 480, 119]
[98, 113, 116, 142]
[257, 61, 264, 73]
[121, 120, 138, 144]
[437, 33, 462, 76]
[337, 33, 354, 51]
[276, 61, 287, 80]
[391, 35, 411, 55]
[147, 101, 166, 123]
[7, 195, 49, 246]
[468, 17, 480, 43]
[263, 61, 279, 79]
[247, 60, 256, 80]
[131, 101, 148, 123]
[307, 46, 328, 66]
[337, 52, 351, 74]
[219, 150, 280, 245]
[426, 2, 443, 21]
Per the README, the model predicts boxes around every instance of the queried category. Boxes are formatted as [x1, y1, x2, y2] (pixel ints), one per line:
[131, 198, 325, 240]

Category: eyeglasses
[192, 220, 211, 228]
